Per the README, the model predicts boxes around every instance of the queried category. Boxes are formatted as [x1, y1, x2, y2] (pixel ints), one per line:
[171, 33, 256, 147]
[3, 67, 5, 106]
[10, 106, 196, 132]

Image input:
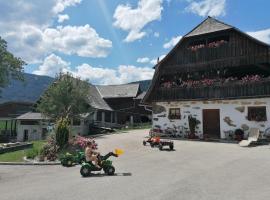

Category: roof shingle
[96, 84, 140, 98]
[88, 84, 112, 111]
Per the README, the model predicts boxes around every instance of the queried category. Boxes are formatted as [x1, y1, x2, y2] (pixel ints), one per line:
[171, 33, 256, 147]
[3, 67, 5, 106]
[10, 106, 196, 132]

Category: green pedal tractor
[60, 151, 85, 167]
[80, 150, 123, 177]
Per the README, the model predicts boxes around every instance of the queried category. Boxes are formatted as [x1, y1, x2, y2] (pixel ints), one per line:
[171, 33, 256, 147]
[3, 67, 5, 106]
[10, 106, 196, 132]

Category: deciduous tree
[0, 37, 25, 90]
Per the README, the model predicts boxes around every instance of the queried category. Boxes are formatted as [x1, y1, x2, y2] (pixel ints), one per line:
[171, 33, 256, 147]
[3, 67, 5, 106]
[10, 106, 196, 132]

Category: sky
[0, 0, 270, 85]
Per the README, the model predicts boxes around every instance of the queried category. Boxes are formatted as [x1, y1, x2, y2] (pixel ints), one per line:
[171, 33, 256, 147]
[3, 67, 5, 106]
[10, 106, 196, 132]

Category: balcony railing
[153, 79, 270, 101]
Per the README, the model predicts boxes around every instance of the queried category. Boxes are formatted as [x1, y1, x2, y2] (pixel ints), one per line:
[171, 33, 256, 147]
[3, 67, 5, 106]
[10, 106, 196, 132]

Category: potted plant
[234, 129, 244, 141]
[188, 115, 200, 139]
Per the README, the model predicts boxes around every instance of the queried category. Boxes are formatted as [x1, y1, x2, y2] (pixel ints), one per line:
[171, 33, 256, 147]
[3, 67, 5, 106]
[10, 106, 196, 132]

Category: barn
[143, 17, 270, 140]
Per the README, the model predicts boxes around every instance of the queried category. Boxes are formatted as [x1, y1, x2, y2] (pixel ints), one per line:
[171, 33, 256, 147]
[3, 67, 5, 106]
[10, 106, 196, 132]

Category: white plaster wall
[152, 97, 270, 139]
[70, 120, 89, 136]
[17, 123, 48, 141]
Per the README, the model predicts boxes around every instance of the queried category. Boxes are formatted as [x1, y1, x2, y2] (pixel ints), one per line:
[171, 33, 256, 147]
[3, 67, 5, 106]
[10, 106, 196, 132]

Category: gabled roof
[185, 16, 233, 37]
[96, 84, 140, 98]
[87, 84, 112, 111]
[134, 91, 146, 100]
[142, 17, 270, 104]
[16, 112, 49, 120]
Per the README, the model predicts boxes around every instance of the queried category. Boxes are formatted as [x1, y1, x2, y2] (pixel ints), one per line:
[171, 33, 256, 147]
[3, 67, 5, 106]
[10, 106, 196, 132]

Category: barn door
[203, 109, 220, 138]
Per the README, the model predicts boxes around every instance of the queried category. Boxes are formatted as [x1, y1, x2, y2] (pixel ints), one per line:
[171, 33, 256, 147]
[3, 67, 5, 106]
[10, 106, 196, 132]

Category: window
[20, 120, 39, 125]
[169, 108, 181, 119]
[105, 111, 111, 122]
[73, 119, 81, 126]
[248, 106, 267, 121]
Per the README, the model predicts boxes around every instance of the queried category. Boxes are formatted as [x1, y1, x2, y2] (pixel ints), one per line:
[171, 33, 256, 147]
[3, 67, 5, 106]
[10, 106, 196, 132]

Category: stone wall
[152, 97, 270, 139]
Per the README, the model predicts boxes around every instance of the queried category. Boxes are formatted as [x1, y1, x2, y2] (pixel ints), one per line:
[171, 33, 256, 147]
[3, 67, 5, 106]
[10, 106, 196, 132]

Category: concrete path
[1, 129, 270, 200]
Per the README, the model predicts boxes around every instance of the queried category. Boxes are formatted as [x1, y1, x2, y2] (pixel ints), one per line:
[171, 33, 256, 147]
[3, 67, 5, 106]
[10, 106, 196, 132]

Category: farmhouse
[143, 17, 270, 140]
[15, 83, 151, 141]
[85, 83, 151, 129]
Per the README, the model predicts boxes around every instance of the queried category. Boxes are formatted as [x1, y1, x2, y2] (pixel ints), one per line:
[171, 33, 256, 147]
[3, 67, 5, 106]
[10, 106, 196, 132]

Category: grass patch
[0, 120, 12, 131]
[0, 140, 46, 162]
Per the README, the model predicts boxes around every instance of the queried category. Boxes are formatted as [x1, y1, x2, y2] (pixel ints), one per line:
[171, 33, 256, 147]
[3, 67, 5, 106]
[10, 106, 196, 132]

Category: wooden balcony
[152, 79, 270, 101]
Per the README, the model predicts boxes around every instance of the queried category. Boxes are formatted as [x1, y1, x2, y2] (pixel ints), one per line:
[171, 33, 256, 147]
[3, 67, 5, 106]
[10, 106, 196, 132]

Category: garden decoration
[80, 149, 123, 177]
[143, 136, 174, 151]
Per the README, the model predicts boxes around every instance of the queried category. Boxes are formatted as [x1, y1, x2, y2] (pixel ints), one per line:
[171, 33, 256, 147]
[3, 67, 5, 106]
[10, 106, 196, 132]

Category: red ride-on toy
[143, 136, 174, 151]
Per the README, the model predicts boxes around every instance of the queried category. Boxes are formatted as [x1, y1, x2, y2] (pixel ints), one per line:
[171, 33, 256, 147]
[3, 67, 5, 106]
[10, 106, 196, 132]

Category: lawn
[0, 140, 46, 162]
[0, 120, 12, 130]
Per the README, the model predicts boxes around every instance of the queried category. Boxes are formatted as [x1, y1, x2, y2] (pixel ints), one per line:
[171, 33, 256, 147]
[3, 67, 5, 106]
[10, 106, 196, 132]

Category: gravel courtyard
[1, 129, 270, 200]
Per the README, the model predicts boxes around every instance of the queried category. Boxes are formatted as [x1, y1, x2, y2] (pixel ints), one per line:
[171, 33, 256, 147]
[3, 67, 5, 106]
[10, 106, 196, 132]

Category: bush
[74, 136, 97, 149]
[26, 148, 39, 159]
[40, 134, 59, 161]
[56, 118, 69, 148]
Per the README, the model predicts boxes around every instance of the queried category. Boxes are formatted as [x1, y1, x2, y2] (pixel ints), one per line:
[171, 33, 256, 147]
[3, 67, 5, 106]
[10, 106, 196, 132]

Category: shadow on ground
[81, 172, 132, 178]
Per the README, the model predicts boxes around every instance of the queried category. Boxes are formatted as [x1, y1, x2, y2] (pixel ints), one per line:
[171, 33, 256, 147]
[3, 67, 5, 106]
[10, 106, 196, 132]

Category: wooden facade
[143, 17, 270, 103]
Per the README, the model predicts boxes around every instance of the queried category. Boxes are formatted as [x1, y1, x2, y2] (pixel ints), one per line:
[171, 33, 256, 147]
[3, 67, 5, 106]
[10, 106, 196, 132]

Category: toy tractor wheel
[143, 141, 146, 146]
[159, 144, 163, 151]
[60, 159, 66, 167]
[80, 165, 91, 177]
[104, 166, 115, 176]
[66, 159, 73, 167]
[169, 144, 174, 150]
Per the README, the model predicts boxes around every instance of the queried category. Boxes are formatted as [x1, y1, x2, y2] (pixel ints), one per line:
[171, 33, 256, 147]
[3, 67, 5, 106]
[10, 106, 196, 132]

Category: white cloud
[2, 24, 47, 63]
[0, 1, 112, 64]
[247, 28, 270, 44]
[2, 24, 112, 63]
[150, 54, 166, 65]
[33, 54, 70, 77]
[58, 14, 69, 23]
[163, 35, 182, 49]
[53, 0, 82, 14]
[70, 64, 154, 85]
[137, 57, 150, 63]
[35, 55, 154, 85]
[43, 25, 112, 58]
[113, 0, 163, 42]
[186, 0, 226, 17]
[150, 59, 158, 65]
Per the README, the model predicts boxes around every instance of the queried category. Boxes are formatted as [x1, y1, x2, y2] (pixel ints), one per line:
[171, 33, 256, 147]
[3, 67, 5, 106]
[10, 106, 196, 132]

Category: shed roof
[96, 84, 140, 98]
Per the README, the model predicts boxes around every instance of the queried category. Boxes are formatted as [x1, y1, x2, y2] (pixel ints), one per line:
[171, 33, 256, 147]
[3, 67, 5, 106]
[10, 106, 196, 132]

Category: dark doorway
[203, 109, 220, 138]
[42, 128, 48, 140]
[23, 130, 29, 141]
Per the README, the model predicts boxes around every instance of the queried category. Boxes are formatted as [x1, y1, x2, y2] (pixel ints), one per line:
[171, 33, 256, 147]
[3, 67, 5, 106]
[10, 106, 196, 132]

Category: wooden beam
[255, 64, 270, 73]
[5, 120, 7, 132]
